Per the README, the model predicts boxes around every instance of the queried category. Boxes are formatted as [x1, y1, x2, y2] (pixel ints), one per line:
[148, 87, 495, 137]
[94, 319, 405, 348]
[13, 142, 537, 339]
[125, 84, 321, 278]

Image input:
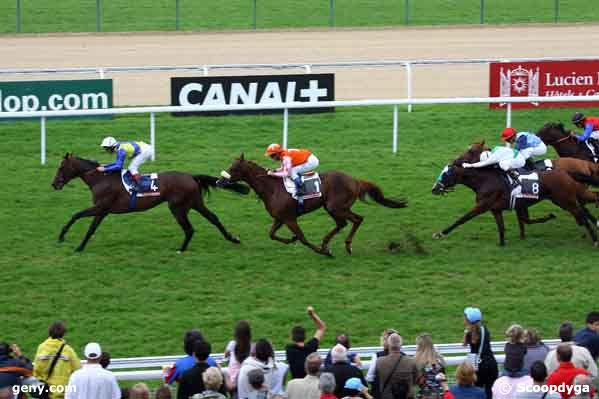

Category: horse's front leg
[75, 212, 108, 252]
[59, 206, 102, 242]
[433, 205, 487, 240]
[491, 210, 505, 246]
[269, 219, 297, 244]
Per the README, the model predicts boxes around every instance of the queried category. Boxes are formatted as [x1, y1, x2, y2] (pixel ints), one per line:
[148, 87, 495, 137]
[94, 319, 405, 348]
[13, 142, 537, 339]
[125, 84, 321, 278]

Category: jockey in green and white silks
[96, 137, 154, 190]
[462, 146, 525, 172]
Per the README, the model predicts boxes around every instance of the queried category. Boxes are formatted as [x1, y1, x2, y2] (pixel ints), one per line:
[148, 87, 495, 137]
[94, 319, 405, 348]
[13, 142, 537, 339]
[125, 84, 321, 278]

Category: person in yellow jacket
[33, 321, 81, 399]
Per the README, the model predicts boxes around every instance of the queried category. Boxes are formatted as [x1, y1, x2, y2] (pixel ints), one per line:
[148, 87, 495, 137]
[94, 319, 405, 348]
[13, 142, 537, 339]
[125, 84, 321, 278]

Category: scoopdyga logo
[170, 74, 335, 116]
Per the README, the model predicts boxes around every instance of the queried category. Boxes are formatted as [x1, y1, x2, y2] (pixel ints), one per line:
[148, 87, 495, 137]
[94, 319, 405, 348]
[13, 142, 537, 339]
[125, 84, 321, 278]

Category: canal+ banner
[171, 74, 334, 116]
[489, 60, 599, 109]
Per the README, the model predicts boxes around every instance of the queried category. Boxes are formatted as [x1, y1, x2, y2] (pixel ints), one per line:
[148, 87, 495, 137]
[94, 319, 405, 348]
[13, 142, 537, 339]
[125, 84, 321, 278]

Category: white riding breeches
[290, 154, 319, 179]
[128, 145, 154, 175]
[498, 154, 525, 171]
[519, 142, 547, 160]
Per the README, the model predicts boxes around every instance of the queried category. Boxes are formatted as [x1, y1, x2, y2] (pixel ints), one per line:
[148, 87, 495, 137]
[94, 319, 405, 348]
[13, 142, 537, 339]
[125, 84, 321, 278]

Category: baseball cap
[84, 342, 102, 360]
[344, 377, 365, 391]
[464, 307, 482, 323]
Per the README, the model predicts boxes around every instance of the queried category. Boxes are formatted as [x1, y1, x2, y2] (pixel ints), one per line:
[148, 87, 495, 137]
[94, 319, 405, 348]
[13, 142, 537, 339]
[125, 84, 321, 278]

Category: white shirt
[65, 363, 121, 399]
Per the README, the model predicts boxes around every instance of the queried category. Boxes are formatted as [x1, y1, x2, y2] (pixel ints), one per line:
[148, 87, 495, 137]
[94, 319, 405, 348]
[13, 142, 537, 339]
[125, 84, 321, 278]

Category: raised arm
[307, 306, 326, 342]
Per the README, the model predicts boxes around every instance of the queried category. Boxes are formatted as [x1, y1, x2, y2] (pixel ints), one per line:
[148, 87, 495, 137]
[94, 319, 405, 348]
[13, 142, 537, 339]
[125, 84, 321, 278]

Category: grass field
[0, 104, 596, 365]
[1, 0, 599, 34]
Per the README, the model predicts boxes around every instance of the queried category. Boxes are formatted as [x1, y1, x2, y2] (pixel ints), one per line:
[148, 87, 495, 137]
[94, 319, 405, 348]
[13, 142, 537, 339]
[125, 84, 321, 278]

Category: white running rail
[0, 94, 595, 165]
[107, 339, 561, 381]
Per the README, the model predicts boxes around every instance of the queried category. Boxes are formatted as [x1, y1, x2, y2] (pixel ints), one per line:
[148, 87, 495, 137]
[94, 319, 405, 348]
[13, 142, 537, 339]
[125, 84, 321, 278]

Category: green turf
[1, 0, 598, 34]
[0, 104, 596, 365]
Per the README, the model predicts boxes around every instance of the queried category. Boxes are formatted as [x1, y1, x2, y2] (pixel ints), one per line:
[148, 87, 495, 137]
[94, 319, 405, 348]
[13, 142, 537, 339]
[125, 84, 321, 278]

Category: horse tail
[193, 175, 249, 195]
[568, 171, 599, 187]
[358, 180, 408, 208]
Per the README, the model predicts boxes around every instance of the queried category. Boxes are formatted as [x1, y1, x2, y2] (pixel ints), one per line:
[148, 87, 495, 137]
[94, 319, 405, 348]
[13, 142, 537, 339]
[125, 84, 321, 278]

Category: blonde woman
[504, 324, 527, 377]
[415, 334, 446, 399]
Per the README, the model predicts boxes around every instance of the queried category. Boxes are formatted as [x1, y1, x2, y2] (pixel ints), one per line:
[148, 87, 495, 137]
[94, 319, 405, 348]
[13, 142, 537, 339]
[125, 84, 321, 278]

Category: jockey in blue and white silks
[96, 137, 154, 190]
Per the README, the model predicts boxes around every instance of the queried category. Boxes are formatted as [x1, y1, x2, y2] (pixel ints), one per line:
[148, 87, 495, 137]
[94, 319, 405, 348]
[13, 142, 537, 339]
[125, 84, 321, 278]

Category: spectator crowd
[1, 308, 598, 399]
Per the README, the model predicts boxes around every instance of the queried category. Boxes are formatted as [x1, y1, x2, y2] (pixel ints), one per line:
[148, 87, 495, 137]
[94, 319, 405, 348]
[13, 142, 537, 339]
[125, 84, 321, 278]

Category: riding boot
[507, 170, 520, 189]
[524, 158, 536, 171]
[293, 176, 304, 196]
[131, 173, 142, 192]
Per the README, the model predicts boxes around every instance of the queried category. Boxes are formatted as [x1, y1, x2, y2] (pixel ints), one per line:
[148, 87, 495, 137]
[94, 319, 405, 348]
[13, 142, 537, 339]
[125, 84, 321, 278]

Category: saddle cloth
[508, 172, 540, 209]
[283, 172, 322, 200]
[584, 140, 599, 163]
[121, 170, 161, 197]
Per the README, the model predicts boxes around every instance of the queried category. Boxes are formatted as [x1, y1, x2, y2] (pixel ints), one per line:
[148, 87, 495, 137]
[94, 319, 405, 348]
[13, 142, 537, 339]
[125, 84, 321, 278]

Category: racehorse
[51, 153, 248, 252]
[217, 154, 408, 256]
[431, 143, 599, 246]
[537, 122, 597, 162]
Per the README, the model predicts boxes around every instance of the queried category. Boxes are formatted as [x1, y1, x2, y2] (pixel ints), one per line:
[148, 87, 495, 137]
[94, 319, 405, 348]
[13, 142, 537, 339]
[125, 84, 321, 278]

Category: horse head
[537, 122, 570, 145]
[52, 153, 98, 190]
[219, 153, 268, 185]
[432, 164, 459, 196]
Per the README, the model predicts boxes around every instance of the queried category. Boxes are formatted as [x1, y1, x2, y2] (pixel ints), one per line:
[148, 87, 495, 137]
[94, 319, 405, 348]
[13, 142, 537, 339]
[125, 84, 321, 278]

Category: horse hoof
[320, 247, 333, 257]
[432, 232, 445, 240]
[549, 213, 557, 219]
[345, 244, 353, 255]
[74, 246, 84, 253]
[58, 237, 65, 243]
[230, 236, 241, 244]
[594, 241, 599, 248]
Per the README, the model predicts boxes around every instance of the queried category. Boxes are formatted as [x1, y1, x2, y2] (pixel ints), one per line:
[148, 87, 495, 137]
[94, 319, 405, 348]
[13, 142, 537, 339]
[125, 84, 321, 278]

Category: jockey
[96, 136, 154, 191]
[264, 143, 319, 195]
[462, 146, 525, 188]
[500, 127, 547, 169]
[571, 112, 599, 154]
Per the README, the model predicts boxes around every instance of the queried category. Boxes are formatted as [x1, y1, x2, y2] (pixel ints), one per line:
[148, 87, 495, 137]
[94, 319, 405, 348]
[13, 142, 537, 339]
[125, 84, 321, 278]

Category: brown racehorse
[537, 122, 598, 162]
[431, 143, 599, 246]
[217, 154, 408, 256]
[52, 153, 248, 252]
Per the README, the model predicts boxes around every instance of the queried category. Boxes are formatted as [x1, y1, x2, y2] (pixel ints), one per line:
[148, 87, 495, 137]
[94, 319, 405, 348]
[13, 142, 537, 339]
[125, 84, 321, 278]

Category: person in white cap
[65, 343, 121, 399]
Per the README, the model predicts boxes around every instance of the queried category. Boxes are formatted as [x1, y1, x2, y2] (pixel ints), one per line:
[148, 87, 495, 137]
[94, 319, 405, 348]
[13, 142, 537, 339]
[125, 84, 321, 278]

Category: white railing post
[405, 62, 413, 113]
[283, 108, 289, 148]
[41, 117, 46, 165]
[202, 66, 209, 76]
[304, 65, 312, 74]
[393, 105, 399, 154]
[506, 102, 512, 127]
[150, 112, 156, 161]
[99, 68, 105, 79]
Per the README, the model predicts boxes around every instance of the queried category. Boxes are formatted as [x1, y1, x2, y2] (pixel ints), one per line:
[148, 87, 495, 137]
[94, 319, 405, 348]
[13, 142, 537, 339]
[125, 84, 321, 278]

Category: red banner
[489, 60, 599, 109]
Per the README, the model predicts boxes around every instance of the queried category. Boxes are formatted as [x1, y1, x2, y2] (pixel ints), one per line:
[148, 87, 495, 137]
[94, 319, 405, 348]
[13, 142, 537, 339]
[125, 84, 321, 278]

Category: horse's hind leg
[75, 212, 108, 252]
[319, 210, 349, 253]
[59, 206, 101, 242]
[284, 218, 332, 257]
[269, 219, 298, 244]
[554, 199, 598, 246]
[169, 204, 194, 252]
[342, 211, 364, 255]
[192, 201, 240, 244]
[491, 210, 505, 246]
[515, 206, 556, 240]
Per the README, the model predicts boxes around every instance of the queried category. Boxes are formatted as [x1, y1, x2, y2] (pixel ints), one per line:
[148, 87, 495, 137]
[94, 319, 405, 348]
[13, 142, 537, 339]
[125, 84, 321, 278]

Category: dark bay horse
[537, 122, 597, 162]
[217, 154, 407, 256]
[431, 143, 599, 246]
[52, 153, 248, 252]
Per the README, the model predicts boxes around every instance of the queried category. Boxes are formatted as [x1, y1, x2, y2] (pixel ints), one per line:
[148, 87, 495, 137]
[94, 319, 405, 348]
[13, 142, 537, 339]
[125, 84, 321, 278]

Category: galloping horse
[218, 154, 407, 256]
[52, 153, 248, 252]
[537, 122, 597, 162]
[431, 143, 599, 246]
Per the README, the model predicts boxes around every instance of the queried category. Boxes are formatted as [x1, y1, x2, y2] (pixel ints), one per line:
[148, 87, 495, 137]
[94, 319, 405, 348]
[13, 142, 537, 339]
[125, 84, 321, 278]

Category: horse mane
[74, 156, 100, 169]
[538, 122, 566, 136]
